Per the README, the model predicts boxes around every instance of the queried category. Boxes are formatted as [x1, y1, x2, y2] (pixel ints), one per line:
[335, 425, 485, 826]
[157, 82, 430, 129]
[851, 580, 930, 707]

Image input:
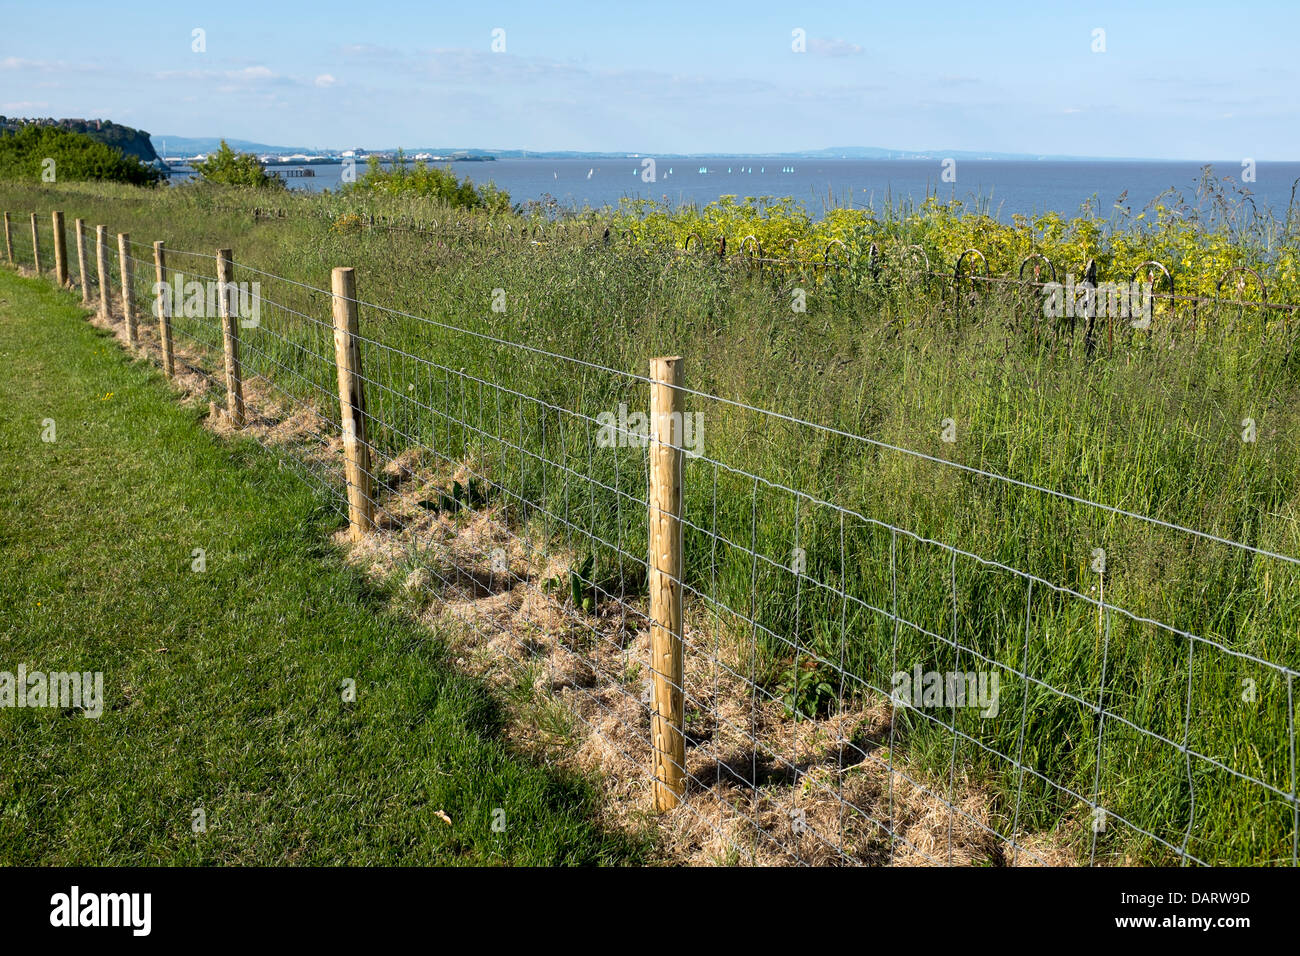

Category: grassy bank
[3, 179, 1299, 864]
[0, 267, 641, 865]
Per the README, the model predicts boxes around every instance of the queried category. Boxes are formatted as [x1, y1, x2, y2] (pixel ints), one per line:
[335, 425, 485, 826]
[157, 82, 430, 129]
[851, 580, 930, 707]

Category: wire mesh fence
[8, 210, 1300, 866]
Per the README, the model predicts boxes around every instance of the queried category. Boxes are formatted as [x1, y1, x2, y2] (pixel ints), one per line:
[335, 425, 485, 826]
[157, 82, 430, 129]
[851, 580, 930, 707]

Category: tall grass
[7, 179, 1300, 864]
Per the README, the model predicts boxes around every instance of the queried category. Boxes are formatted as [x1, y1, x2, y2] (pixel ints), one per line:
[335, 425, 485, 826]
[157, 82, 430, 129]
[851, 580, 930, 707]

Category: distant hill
[0, 116, 159, 163]
[154, 135, 316, 157]
[154, 136, 1139, 163]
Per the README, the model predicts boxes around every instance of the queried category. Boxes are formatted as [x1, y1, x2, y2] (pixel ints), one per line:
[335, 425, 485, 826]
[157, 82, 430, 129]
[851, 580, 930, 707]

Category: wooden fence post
[153, 241, 174, 377]
[30, 213, 41, 275]
[52, 210, 68, 286]
[117, 233, 135, 345]
[95, 226, 109, 319]
[216, 248, 244, 426]
[331, 266, 374, 541]
[2, 212, 11, 263]
[649, 354, 686, 811]
[74, 218, 90, 304]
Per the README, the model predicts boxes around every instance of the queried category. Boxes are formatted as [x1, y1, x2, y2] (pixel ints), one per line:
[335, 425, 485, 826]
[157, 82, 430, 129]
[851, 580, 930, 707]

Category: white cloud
[338, 43, 395, 58]
[808, 37, 864, 57]
[1, 57, 108, 75]
[154, 65, 289, 86]
[315, 73, 336, 88]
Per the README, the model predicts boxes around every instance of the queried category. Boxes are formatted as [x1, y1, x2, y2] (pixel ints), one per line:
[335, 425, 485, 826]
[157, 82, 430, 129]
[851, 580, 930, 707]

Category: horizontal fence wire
[10, 211, 1300, 866]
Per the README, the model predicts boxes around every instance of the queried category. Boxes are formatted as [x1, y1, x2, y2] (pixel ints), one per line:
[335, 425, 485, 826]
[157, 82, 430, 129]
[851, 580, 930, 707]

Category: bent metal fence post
[331, 265, 374, 541]
[649, 355, 687, 811]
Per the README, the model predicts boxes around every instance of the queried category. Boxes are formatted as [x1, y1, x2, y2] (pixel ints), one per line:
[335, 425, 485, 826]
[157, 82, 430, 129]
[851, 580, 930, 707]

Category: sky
[2, 0, 1298, 160]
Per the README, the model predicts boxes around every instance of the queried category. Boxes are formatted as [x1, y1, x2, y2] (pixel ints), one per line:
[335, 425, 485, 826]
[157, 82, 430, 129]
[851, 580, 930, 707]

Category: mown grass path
[0, 269, 637, 865]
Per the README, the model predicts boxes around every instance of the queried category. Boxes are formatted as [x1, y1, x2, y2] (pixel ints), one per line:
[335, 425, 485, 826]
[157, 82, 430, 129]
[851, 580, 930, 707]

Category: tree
[350, 149, 509, 211]
[191, 140, 285, 189]
[0, 125, 161, 185]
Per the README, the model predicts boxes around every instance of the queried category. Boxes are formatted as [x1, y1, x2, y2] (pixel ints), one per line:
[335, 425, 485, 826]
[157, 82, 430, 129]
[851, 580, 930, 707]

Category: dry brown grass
[340, 452, 1079, 866]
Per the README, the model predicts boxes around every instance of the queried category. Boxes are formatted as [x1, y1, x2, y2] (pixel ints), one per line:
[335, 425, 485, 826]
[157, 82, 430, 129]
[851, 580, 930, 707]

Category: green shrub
[349, 149, 510, 212]
[0, 124, 161, 185]
[192, 140, 285, 189]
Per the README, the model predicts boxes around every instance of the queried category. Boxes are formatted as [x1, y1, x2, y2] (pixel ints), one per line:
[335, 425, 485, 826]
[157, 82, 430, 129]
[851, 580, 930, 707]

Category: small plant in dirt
[569, 553, 595, 612]
[779, 658, 837, 720]
[541, 553, 595, 613]
[417, 478, 487, 514]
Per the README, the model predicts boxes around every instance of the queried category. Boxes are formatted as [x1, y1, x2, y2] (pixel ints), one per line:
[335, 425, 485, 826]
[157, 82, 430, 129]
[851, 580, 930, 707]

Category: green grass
[4, 180, 1300, 864]
[0, 267, 643, 865]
